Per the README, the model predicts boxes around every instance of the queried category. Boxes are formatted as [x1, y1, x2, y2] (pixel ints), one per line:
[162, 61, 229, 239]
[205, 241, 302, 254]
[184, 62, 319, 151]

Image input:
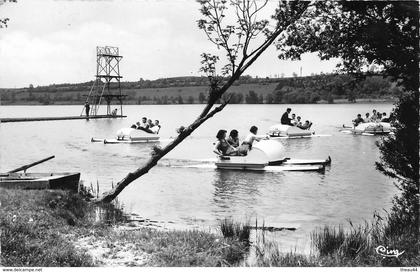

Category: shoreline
[0, 98, 396, 106]
[2, 188, 417, 267]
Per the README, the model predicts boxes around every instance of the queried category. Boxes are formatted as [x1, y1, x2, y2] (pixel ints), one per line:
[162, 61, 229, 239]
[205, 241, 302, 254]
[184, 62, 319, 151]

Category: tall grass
[311, 225, 345, 256]
[310, 220, 376, 264]
[219, 218, 250, 244]
[249, 212, 419, 267]
[79, 180, 128, 225]
[218, 218, 251, 265]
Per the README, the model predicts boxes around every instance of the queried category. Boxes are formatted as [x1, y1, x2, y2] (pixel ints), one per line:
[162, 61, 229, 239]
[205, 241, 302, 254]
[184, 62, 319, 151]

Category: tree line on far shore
[0, 73, 400, 105]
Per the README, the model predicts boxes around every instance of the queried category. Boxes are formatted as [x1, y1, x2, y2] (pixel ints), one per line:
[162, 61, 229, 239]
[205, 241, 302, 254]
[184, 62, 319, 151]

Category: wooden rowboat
[0, 156, 80, 192]
[0, 172, 80, 191]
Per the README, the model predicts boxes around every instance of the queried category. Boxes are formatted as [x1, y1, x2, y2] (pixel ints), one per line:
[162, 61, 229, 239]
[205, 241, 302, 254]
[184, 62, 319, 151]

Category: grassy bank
[1, 188, 418, 267]
[0, 188, 96, 266]
[0, 188, 249, 267]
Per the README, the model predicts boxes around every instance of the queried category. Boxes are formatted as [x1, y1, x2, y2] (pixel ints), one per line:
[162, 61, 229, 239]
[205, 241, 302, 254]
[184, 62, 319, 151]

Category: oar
[8, 155, 55, 173]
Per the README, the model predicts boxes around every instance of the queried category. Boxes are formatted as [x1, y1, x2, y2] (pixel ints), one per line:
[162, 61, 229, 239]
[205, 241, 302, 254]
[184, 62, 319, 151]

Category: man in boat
[139, 117, 148, 129]
[136, 117, 154, 134]
[281, 108, 292, 125]
[352, 114, 364, 127]
[150, 120, 161, 134]
[363, 112, 370, 123]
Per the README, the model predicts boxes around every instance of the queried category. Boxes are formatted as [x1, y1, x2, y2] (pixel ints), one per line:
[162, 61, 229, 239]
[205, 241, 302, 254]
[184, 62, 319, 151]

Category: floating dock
[0, 115, 126, 123]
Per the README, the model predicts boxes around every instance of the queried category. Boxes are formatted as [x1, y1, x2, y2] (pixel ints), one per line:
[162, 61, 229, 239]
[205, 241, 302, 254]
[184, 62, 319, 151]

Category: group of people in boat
[281, 108, 312, 130]
[214, 126, 269, 156]
[131, 117, 161, 134]
[352, 109, 393, 127]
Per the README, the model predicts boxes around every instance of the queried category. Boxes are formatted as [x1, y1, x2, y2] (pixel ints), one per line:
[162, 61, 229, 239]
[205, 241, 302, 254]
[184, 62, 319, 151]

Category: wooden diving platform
[0, 115, 126, 123]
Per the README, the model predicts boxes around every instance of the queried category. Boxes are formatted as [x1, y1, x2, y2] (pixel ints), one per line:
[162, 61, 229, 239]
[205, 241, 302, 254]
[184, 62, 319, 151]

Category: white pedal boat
[214, 140, 331, 172]
[268, 124, 329, 139]
[341, 122, 393, 136]
[91, 127, 160, 144]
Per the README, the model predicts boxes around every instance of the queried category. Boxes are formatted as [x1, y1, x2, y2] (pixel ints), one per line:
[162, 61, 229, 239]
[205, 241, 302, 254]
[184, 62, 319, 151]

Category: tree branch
[95, 99, 230, 203]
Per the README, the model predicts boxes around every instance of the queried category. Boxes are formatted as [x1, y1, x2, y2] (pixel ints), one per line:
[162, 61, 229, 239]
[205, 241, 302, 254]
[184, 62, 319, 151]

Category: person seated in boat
[352, 114, 364, 127]
[376, 112, 382, 121]
[281, 108, 292, 125]
[137, 117, 149, 129]
[296, 116, 303, 128]
[111, 108, 118, 116]
[370, 109, 377, 122]
[300, 120, 312, 130]
[290, 114, 298, 126]
[381, 112, 390, 122]
[137, 117, 154, 133]
[239, 126, 269, 152]
[150, 120, 161, 134]
[214, 129, 238, 156]
[363, 112, 370, 123]
[227, 129, 240, 148]
[130, 122, 138, 129]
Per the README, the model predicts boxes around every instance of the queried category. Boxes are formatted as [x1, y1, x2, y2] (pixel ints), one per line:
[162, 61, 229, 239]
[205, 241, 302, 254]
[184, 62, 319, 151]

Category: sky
[0, 0, 339, 88]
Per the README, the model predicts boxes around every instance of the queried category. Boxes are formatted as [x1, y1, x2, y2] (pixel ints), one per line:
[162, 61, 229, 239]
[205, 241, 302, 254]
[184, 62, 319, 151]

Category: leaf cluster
[277, 1, 418, 89]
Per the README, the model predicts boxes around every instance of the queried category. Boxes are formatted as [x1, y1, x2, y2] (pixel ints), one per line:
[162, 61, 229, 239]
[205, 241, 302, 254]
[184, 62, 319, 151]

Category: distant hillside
[0, 74, 400, 105]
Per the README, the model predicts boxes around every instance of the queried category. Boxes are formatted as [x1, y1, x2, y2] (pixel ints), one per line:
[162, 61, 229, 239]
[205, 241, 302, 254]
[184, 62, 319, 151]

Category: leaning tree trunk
[95, 77, 238, 203]
[95, 1, 310, 203]
[95, 38, 276, 203]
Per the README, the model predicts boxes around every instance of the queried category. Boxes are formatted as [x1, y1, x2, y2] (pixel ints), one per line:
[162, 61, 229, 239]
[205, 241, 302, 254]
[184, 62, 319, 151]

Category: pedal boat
[341, 122, 393, 136]
[91, 127, 160, 144]
[268, 124, 315, 139]
[215, 140, 331, 172]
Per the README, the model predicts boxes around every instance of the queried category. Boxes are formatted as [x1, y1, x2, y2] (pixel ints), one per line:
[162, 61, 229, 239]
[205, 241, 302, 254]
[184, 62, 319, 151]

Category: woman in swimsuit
[214, 129, 238, 156]
[227, 129, 240, 148]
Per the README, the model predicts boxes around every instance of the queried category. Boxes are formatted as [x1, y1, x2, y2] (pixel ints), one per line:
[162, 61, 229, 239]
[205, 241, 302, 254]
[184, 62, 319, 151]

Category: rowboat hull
[0, 172, 80, 192]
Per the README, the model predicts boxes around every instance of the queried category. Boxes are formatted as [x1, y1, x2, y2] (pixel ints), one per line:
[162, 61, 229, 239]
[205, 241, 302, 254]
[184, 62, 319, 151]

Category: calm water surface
[0, 104, 396, 253]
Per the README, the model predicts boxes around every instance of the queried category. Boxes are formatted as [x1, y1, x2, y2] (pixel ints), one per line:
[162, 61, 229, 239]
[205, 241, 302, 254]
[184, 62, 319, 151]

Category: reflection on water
[212, 170, 263, 214]
[0, 104, 397, 253]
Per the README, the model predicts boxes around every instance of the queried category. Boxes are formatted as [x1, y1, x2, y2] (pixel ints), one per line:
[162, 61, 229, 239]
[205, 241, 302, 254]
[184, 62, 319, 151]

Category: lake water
[0, 104, 396, 253]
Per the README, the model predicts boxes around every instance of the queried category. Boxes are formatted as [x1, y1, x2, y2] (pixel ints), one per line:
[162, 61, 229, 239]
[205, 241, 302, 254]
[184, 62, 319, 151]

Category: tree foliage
[0, 0, 17, 28]
[277, 1, 418, 85]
